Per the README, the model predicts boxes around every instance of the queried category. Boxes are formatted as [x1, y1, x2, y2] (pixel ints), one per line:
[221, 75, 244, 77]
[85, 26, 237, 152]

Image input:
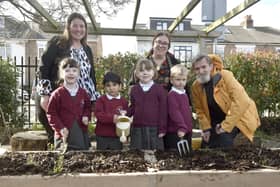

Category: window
[0, 43, 11, 59]
[156, 21, 168, 31]
[175, 23, 184, 31]
[173, 46, 192, 67]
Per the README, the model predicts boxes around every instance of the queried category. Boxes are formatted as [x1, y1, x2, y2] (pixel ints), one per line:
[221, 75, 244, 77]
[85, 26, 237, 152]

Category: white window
[174, 46, 192, 67]
[0, 43, 11, 59]
[175, 23, 184, 31]
[156, 21, 168, 31]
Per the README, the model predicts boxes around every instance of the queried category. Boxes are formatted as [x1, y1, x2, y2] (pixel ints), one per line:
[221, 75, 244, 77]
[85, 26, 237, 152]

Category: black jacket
[39, 36, 96, 91]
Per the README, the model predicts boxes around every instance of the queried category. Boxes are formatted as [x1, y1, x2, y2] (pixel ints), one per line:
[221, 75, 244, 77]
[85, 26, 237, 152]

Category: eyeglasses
[154, 40, 169, 46]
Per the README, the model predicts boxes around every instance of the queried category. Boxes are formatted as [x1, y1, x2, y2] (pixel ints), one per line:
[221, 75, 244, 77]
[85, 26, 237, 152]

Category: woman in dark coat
[37, 13, 99, 144]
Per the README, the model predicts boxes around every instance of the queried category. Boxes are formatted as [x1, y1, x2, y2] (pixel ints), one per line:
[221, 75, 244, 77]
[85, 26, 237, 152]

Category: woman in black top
[37, 12, 99, 143]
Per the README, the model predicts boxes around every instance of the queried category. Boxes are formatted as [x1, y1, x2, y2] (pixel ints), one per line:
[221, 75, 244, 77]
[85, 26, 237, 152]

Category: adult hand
[40, 95, 49, 112]
[177, 130, 185, 138]
[202, 131, 211, 143]
[215, 124, 226, 134]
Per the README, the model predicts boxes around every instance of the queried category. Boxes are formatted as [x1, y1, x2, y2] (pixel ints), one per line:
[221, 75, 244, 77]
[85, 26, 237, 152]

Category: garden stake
[177, 138, 190, 156]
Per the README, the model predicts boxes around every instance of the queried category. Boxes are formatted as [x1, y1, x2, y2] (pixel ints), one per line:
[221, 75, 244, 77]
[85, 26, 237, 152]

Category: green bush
[224, 52, 280, 117]
[0, 59, 24, 127]
[95, 52, 140, 99]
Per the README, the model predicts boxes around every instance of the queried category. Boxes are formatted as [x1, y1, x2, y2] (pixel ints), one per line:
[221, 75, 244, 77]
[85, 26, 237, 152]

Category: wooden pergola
[25, 0, 260, 38]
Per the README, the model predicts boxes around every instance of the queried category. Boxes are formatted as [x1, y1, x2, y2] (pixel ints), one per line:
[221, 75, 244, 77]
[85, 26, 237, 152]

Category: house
[136, 17, 203, 68]
[136, 16, 280, 66]
[0, 15, 103, 86]
[209, 15, 280, 57]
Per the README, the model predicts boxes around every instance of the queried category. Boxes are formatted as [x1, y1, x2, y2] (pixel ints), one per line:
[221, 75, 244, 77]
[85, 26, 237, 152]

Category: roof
[0, 16, 45, 40]
[222, 25, 280, 44]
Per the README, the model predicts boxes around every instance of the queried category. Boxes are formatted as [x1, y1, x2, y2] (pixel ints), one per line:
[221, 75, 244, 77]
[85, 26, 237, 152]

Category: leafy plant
[0, 59, 26, 132]
[224, 52, 280, 117]
[95, 52, 140, 99]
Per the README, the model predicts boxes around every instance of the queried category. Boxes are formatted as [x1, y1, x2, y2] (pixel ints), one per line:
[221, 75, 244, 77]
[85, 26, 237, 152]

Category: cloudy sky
[99, 0, 280, 56]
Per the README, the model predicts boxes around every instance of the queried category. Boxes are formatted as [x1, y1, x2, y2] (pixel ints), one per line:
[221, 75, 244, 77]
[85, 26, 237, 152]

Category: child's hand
[113, 114, 119, 124]
[60, 128, 69, 139]
[82, 116, 89, 125]
[158, 133, 165, 138]
[177, 130, 185, 138]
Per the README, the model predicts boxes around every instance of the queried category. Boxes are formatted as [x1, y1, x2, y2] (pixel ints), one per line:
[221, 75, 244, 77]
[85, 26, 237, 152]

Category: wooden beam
[39, 23, 218, 38]
[81, 0, 98, 31]
[25, 0, 59, 29]
[203, 0, 260, 33]
[168, 0, 201, 33]
[132, 0, 141, 30]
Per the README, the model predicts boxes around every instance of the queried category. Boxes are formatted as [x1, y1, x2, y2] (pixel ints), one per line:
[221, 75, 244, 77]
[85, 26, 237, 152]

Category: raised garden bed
[0, 146, 279, 176]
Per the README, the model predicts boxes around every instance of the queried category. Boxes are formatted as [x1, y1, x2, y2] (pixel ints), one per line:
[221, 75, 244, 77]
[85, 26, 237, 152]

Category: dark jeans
[202, 127, 240, 149]
[35, 94, 54, 144]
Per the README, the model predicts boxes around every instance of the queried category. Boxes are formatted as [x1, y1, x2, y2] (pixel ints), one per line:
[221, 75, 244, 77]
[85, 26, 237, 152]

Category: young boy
[164, 64, 193, 151]
[47, 58, 91, 151]
[94, 72, 129, 150]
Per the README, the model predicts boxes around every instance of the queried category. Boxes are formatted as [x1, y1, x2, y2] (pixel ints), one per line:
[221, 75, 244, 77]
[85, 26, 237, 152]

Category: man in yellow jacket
[191, 54, 260, 148]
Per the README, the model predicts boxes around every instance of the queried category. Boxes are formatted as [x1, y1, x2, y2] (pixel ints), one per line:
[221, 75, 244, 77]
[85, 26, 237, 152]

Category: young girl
[128, 58, 167, 150]
[94, 72, 129, 150]
[47, 58, 91, 150]
[164, 64, 193, 151]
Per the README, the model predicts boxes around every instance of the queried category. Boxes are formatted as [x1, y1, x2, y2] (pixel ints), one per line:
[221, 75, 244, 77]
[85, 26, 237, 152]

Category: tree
[0, 0, 132, 24]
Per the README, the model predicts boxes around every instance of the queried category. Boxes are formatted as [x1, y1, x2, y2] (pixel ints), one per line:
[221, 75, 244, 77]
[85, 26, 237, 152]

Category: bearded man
[191, 54, 260, 148]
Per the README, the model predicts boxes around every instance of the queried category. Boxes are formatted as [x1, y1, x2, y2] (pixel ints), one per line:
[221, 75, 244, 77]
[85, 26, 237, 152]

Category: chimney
[241, 15, 254, 29]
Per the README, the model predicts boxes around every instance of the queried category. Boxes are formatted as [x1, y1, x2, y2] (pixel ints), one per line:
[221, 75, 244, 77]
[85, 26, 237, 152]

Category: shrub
[95, 52, 140, 99]
[224, 52, 280, 117]
[0, 59, 24, 128]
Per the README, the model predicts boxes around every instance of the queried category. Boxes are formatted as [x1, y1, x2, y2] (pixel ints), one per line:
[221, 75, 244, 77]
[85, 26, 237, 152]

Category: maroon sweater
[128, 83, 167, 134]
[47, 86, 91, 135]
[94, 95, 129, 137]
[167, 91, 192, 133]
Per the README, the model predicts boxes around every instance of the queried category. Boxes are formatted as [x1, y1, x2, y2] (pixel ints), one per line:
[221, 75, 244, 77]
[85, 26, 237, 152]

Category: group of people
[37, 12, 260, 152]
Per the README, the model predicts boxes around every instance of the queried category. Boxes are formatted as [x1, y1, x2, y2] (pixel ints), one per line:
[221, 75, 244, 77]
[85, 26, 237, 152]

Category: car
[16, 89, 29, 103]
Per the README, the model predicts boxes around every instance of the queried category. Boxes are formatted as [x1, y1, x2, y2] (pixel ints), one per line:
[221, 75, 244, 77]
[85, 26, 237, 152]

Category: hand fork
[177, 138, 190, 156]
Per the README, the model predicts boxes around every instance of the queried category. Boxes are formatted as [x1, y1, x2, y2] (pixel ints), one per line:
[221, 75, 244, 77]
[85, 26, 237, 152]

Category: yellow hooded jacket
[191, 70, 260, 141]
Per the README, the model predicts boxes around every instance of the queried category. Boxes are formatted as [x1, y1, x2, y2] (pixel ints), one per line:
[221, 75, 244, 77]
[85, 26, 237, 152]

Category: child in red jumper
[47, 58, 91, 150]
[164, 64, 192, 151]
[94, 72, 128, 150]
[128, 58, 167, 150]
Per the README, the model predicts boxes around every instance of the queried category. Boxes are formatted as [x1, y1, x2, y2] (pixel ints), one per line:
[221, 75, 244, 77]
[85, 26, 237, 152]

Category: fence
[9, 56, 39, 128]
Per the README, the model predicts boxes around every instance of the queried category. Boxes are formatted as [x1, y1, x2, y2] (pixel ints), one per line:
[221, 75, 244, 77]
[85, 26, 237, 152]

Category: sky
[97, 0, 280, 56]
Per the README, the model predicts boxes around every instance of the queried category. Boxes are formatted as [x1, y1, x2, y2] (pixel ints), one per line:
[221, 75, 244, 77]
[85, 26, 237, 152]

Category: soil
[0, 146, 279, 176]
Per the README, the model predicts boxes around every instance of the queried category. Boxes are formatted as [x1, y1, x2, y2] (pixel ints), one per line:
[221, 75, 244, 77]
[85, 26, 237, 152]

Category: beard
[196, 73, 211, 84]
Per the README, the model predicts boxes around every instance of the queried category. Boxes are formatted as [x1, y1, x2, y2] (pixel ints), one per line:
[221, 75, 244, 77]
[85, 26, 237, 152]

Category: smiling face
[152, 35, 170, 57]
[61, 66, 80, 85]
[69, 18, 86, 42]
[193, 57, 213, 84]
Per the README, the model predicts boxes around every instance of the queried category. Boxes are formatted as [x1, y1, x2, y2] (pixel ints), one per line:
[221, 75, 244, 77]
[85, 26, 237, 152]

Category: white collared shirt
[140, 81, 154, 92]
[171, 86, 186, 95]
[106, 93, 121, 100]
[64, 83, 79, 96]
